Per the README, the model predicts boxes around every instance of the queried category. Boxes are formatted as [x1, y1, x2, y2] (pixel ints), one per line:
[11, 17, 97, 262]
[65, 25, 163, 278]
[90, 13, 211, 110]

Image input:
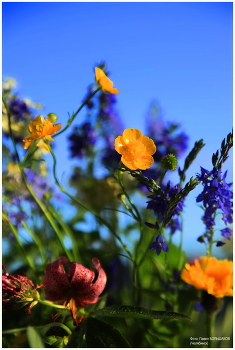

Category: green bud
[161, 154, 178, 171]
[118, 193, 130, 210]
[47, 113, 57, 123]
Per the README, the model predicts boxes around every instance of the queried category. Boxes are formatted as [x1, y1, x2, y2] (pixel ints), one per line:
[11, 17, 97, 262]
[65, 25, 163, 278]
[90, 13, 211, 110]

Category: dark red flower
[43, 257, 107, 325]
[2, 264, 40, 314]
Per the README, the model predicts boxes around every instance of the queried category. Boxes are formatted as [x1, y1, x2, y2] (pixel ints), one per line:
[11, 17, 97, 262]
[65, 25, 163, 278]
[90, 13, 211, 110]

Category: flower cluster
[181, 257, 233, 298]
[68, 122, 97, 159]
[146, 115, 188, 161]
[196, 167, 233, 243]
[147, 182, 185, 224]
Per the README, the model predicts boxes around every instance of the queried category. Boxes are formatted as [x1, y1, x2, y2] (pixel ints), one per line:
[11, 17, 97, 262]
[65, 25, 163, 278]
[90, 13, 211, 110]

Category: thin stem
[158, 169, 168, 186]
[22, 221, 46, 264]
[3, 96, 73, 261]
[48, 205, 82, 263]
[37, 299, 69, 310]
[53, 87, 101, 138]
[118, 166, 142, 222]
[177, 213, 184, 270]
[48, 144, 134, 261]
[7, 221, 35, 271]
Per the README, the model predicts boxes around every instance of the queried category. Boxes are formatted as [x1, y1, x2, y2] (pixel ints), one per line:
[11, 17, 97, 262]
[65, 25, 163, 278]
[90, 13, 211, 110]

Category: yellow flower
[114, 128, 156, 170]
[22, 115, 61, 153]
[181, 256, 233, 298]
[95, 67, 120, 94]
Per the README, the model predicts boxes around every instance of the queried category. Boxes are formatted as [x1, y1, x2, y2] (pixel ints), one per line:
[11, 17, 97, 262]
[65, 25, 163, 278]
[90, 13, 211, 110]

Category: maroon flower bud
[43, 257, 107, 325]
[2, 265, 40, 315]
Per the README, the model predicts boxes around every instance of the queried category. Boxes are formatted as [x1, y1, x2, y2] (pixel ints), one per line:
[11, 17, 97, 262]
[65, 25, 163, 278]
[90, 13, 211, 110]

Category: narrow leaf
[90, 305, 191, 321]
[27, 326, 45, 348]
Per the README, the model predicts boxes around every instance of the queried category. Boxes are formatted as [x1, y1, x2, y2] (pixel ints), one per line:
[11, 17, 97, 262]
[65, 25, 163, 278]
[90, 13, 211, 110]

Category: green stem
[207, 313, 215, 348]
[159, 169, 168, 186]
[48, 205, 82, 263]
[7, 221, 35, 271]
[53, 87, 101, 138]
[48, 144, 134, 261]
[37, 299, 69, 310]
[3, 96, 73, 262]
[21, 177, 73, 261]
[177, 213, 184, 270]
[118, 166, 142, 222]
[22, 221, 46, 264]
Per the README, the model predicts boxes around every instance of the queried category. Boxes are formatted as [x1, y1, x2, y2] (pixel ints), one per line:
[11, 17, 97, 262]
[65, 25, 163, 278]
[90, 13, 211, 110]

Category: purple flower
[9, 98, 30, 121]
[68, 122, 97, 159]
[196, 167, 233, 240]
[146, 119, 188, 161]
[167, 217, 181, 235]
[216, 241, 226, 247]
[8, 211, 28, 229]
[221, 227, 232, 240]
[195, 302, 204, 312]
[150, 235, 169, 255]
[147, 182, 185, 222]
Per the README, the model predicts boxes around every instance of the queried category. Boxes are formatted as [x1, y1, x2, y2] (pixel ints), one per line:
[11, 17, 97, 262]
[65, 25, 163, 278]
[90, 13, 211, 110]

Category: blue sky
[3, 2, 233, 257]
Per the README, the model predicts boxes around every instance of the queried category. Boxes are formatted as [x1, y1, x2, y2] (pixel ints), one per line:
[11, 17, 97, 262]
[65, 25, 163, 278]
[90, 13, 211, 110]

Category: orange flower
[95, 67, 120, 94]
[23, 115, 61, 153]
[181, 256, 233, 298]
[114, 128, 156, 170]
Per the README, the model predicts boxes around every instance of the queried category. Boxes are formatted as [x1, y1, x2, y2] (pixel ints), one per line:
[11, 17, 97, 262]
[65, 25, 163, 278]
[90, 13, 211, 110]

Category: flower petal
[122, 129, 142, 144]
[141, 136, 157, 155]
[43, 256, 70, 302]
[134, 156, 154, 170]
[36, 139, 50, 152]
[121, 156, 138, 170]
[95, 67, 105, 82]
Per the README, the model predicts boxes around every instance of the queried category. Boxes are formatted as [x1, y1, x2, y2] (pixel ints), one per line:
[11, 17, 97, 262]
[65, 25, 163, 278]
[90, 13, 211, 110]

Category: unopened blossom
[43, 257, 107, 325]
[115, 128, 156, 170]
[2, 265, 40, 314]
[23, 115, 61, 152]
[181, 257, 233, 298]
[95, 67, 120, 95]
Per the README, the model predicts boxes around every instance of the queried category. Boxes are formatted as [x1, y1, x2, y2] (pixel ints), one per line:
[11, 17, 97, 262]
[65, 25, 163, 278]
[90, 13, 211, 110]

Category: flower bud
[47, 113, 57, 123]
[161, 154, 178, 171]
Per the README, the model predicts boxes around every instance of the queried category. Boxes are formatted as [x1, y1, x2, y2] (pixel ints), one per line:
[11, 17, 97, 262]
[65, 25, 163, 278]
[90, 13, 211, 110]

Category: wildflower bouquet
[2, 64, 233, 348]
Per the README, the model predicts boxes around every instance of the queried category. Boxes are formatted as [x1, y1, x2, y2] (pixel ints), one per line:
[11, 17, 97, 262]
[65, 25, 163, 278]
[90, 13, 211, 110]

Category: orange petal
[99, 76, 113, 90]
[107, 87, 120, 94]
[121, 156, 138, 170]
[141, 136, 156, 155]
[122, 129, 142, 144]
[95, 67, 106, 82]
[114, 136, 127, 154]
[23, 140, 31, 150]
[134, 156, 154, 170]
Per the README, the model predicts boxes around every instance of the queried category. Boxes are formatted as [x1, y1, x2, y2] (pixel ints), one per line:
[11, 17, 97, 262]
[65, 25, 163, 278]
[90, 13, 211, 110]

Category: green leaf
[44, 335, 69, 348]
[27, 326, 45, 348]
[86, 317, 130, 348]
[90, 305, 191, 321]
